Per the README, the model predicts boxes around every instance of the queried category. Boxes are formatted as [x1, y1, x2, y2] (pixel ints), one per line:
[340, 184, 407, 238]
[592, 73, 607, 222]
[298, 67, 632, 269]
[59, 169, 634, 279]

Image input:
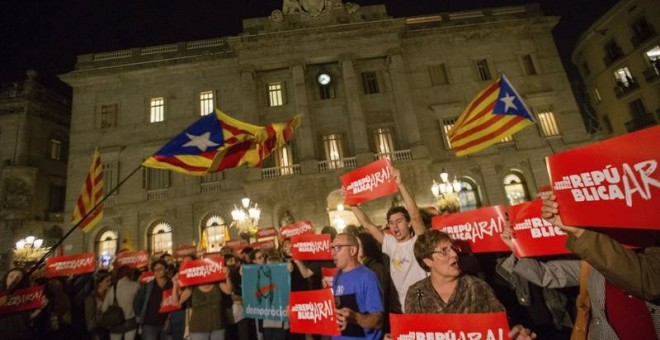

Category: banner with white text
[390, 312, 510, 340]
[46, 253, 96, 277]
[242, 263, 290, 321]
[280, 221, 315, 240]
[289, 288, 341, 336]
[432, 205, 510, 253]
[0, 286, 45, 315]
[341, 158, 397, 205]
[292, 234, 332, 260]
[116, 250, 149, 268]
[177, 257, 225, 287]
[508, 199, 569, 257]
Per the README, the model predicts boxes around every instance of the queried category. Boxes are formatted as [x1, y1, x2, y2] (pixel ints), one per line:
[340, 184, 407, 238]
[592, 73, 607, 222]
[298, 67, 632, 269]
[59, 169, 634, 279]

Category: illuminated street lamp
[431, 170, 462, 213]
[231, 195, 261, 242]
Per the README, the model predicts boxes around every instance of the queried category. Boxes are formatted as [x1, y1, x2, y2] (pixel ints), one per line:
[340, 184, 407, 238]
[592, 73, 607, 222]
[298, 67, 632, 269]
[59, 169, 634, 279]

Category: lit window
[276, 143, 294, 175]
[613, 66, 635, 87]
[499, 135, 514, 143]
[49, 139, 62, 160]
[593, 88, 602, 104]
[96, 229, 118, 268]
[362, 71, 380, 94]
[100, 104, 117, 128]
[644, 46, 660, 74]
[373, 127, 394, 157]
[150, 222, 173, 255]
[323, 134, 345, 169]
[521, 54, 537, 76]
[200, 91, 214, 116]
[429, 64, 449, 85]
[534, 105, 561, 137]
[150, 97, 165, 123]
[457, 177, 481, 211]
[475, 59, 492, 81]
[267, 82, 286, 107]
[503, 171, 530, 205]
[143, 168, 170, 190]
[441, 118, 456, 149]
[203, 214, 227, 252]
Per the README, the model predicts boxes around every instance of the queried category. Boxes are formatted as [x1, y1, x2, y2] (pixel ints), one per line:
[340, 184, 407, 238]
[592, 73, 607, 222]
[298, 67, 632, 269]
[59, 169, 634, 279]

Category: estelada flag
[46, 253, 96, 277]
[178, 257, 225, 287]
[142, 108, 301, 174]
[448, 74, 535, 156]
[547, 125, 660, 230]
[390, 312, 510, 340]
[72, 149, 103, 233]
[289, 288, 341, 336]
[116, 250, 149, 268]
[159, 289, 181, 313]
[432, 205, 510, 253]
[291, 234, 332, 260]
[280, 221, 314, 240]
[508, 199, 569, 258]
[0, 286, 45, 315]
[340, 158, 397, 205]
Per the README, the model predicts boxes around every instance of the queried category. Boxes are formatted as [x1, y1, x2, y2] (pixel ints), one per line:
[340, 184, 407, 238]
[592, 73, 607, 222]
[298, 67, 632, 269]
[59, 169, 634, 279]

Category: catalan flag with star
[448, 74, 535, 156]
[72, 149, 104, 233]
[142, 108, 301, 174]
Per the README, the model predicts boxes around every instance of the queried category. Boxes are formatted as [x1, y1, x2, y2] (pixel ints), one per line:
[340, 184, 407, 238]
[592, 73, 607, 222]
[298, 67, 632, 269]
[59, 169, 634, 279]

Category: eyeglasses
[431, 244, 461, 257]
[330, 244, 355, 253]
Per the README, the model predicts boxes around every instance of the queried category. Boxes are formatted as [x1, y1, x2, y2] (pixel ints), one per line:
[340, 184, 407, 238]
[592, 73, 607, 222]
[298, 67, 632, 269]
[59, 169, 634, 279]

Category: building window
[200, 91, 215, 116]
[614, 66, 635, 87]
[499, 135, 514, 143]
[267, 82, 286, 107]
[323, 134, 345, 169]
[582, 62, 591, 77]
[503, 170, 530, 205]
[521, 54, 538, 76]
[441, 118, 456, 149]
[373, 127, 394, 157]
[319, 84, 335, 100]
[103, 161, 118, 195]
[276, 143, 294, 175]
[96, 229, 118, 268]
[202, 214, 227, 252]
[49, 138, 62, 160]
[457, 177, 481, 211]
[149, 222, 173, 255]
[100, 104, 117, 128]
[361, 71, 380, 94]
[475, 59, 492, 81]
[593, 88, 602, 104]
[534, 105, 561, 137]
[143, 168, 170, 190]
[630, 16, 655, 47]
[150, 97, 165, 123]
[429, 64, 449, 85]
[628, 98, 647, 118]
[49, 184, 66, 212]
[644, 46, 660, 76]
[603, 39, 624, 66]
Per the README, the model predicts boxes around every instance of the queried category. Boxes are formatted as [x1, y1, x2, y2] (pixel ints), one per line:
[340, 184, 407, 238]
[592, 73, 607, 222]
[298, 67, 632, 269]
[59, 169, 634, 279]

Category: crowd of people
[0, 168, 658, 340]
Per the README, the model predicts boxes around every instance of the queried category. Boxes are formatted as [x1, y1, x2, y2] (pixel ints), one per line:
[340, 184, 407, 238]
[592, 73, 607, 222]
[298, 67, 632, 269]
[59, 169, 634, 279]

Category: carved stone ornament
[3, 177, 32, 209]
[282, 0, 358, 17]
[270, 10, 285, 22]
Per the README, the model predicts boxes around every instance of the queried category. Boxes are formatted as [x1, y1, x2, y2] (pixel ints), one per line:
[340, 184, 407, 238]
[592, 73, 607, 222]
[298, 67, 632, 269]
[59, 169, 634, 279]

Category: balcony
[261, 165, 301, 179]
[614, 80, 640, 98]
[643, 66, 660, 83]
[625, 114, 657, 133]
[603, 49, 624, 67]
[318, 157, 357, 173]
[374, 149, 413, 162]
[147, 189, 168, 201]
[631, 26, 656, 48]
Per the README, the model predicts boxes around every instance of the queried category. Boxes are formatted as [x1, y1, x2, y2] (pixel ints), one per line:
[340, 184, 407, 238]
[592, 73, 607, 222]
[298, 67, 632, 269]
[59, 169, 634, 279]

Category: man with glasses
[331, 233, 384, 340]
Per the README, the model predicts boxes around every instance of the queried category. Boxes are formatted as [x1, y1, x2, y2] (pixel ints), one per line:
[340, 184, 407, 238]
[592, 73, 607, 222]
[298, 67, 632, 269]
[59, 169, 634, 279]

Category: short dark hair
[240, 247, 254, 255]
[413, 229, 452, 271]
[356, 232, 380, 262]
[150, 259, 168, 272]
[250, 249, 264, 262]
[386, 206, 410, 223]
[320, 226, 338, 240]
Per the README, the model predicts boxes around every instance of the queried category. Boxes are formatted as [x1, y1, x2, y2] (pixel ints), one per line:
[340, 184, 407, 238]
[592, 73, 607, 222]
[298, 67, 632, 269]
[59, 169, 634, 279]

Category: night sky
[1, 0, 618, 89]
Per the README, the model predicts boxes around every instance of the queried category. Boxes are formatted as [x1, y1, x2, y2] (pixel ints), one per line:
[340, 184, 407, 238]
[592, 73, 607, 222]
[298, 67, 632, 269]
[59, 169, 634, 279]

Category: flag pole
[26, 163, 144, 277]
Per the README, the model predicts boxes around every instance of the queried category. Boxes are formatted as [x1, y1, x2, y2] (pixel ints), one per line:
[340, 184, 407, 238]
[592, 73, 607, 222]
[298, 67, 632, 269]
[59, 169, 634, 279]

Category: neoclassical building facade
[60, 2, 590, 260]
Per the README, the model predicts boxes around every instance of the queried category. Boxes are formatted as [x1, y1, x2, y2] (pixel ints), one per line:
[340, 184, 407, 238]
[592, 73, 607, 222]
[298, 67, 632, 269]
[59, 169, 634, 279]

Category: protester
[331, 233, 383, 340]
[0, 267, 44, 340]
[250, 249, 266, 265]
[262, 252, 290, 340]
[40, 276, 74, 339]
[102, 265, 140, 340]
[350, 167, 427, 312]
[134, 259, 173, 340]
[170, 255, 195, 340]
[85, 272, 112, 340]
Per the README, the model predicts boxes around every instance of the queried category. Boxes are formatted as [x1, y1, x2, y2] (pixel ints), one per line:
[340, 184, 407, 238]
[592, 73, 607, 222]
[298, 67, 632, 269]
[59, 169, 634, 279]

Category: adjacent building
[60, 1, 590, 259]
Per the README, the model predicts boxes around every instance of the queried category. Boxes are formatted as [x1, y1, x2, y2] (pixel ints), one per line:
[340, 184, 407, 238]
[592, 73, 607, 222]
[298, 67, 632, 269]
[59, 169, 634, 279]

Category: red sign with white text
[0, 286, 45, 315]
[159, 289, 181, 313]
[256, 227, 278, 240]
[46, 253, 96, 277]
[292, 234, 332, 260]
[280, 221, 314, 240]
[390, 312, 510, 340]
[508, 200, 569, 258]
[547, 126, 660, 230]
[178, 257, 225, 287]
[174, 245, 197, 259]
[341, 158, 396, 205]
[432, 206, 510, 253]
[139, 271, 155, 284]
[251, 239, 277, 250]
[289, 288, 341, 336]
[321, 267, 337, 289]
[226, 239, 248, 250]
[116, 250, 149, 268]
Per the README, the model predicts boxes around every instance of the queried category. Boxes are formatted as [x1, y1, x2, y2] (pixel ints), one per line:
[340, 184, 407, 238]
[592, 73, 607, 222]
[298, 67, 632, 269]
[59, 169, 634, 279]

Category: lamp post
[14, 235, 48, 267]
[230, 195, 261, 243]
[332, 203, 346, 232]
[431, 170, 462, 214]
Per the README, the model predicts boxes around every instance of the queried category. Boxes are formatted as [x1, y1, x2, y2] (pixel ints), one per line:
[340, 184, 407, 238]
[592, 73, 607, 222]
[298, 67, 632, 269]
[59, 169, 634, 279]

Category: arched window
[201, 214, 227, 252]
[149, 222, 173, 255]
[503, 170, 530, 205]
[457, 177, 481, 211]
[96, 229, 118, 269]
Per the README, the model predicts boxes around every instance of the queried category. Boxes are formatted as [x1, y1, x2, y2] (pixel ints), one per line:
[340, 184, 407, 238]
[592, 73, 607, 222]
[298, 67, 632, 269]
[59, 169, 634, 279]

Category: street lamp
[333, 203, 346, 232]
[14, 235, 47, 267]
[431, 170, 462, 214]
[231, 195, 261, 242]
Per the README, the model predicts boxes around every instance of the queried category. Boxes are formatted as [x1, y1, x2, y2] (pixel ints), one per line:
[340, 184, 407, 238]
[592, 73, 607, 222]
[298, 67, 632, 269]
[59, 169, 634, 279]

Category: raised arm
[392, 167, 425, 236]
[350, 205, 384, 244]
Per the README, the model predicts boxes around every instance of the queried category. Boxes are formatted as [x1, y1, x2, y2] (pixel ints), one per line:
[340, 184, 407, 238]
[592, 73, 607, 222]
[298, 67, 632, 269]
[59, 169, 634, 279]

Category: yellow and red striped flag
[448, 74, 535, 156]
[72, 149, 103, 233]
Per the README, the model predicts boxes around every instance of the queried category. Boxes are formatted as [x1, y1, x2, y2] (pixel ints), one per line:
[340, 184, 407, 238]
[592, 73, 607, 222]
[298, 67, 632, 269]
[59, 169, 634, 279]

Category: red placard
[390, 312, 510, 340]
[202, 252, 223, 260]
[178, 257, 225, 287]
[289, 288, 341, 336]
[508, 200, 569, 258]
[0, 286, 45, 315]
[340, 158, 397, 205]
[280, 221, 314, 240]
[46, 253, 96, 277]
[321, 267, 337, 289]
[116, 250, 149, 268]
[251, 239, 277, 250]
[226, 239, 248, 250]
[536, 185, 552, 199]
[174, 245, 197, 259]
[432, 206, 510, 253]
[291, 234, 332, 260]
[547, 126, 660, 230]
[159, 289, 181, 313]
[139, 271, 155, 284]
[256, 227, 278, 240]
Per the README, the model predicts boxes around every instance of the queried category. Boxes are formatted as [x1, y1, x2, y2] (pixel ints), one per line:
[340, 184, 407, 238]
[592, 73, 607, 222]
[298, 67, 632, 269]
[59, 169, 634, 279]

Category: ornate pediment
[276, 0, 359, 20]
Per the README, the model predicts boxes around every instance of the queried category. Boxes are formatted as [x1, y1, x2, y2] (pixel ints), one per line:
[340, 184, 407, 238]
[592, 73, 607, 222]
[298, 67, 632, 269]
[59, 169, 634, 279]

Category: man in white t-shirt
[350, 167, 427, 312]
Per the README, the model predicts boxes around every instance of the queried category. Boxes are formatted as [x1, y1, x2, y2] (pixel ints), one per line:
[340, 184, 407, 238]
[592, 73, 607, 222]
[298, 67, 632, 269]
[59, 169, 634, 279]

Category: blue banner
[242, 263, 290, 320]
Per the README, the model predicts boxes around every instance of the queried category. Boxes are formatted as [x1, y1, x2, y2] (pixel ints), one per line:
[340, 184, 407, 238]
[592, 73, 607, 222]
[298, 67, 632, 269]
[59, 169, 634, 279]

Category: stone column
[340, 54, 372, 165]
[240, 65, 259, 124]
[290, 62, 318, 174]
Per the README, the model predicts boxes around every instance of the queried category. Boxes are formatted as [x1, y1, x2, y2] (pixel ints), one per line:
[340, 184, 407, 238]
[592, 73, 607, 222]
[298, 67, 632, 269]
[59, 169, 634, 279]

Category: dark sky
[0, 0, 617, 88]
